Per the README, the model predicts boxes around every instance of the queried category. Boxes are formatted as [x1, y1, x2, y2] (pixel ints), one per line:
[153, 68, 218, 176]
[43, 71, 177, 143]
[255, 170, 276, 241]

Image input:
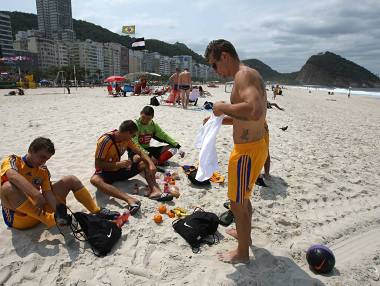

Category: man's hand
[116, 160, 132, 170]
[34, 193, 46, 216]
[213, 101, 226, 117]
[203, 116, 210, 125]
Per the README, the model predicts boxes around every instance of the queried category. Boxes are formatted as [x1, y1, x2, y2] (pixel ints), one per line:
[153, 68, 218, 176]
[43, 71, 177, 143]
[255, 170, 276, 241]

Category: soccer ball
[306, 244, 335, 274]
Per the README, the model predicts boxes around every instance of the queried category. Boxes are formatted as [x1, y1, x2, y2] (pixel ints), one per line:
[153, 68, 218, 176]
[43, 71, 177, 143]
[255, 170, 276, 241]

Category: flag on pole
[122, 25, 136, 34]
[131, 37, 145, 50]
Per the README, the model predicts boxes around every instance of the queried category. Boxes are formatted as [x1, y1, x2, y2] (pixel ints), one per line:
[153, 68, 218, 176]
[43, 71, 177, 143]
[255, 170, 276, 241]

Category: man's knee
[0, 181, 13, 195]
[90, 174, 103, 187]
[62, 175, 81, 186]
[230, 201, 250, 215]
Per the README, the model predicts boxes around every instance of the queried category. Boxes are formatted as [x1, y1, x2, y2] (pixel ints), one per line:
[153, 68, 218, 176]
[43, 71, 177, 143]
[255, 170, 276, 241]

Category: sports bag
[172, 208, 219, 252]
[72, 212, 121, 257]
[150, 96, 160, 106]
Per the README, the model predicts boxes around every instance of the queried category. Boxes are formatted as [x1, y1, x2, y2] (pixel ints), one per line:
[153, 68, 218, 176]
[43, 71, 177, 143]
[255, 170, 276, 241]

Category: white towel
[195, 113, 225, 181]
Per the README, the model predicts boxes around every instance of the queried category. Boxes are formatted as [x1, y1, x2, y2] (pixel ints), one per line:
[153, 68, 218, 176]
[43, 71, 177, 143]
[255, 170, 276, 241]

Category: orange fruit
[154, 214, 163, 224]
[158, 204, 167, 214]
[167, 210, 175, 218]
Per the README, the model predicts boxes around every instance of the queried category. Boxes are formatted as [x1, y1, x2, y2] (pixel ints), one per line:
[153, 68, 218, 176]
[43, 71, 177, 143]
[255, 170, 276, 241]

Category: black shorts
[128, 146, 167, 160]
[96, 163, 141, 184]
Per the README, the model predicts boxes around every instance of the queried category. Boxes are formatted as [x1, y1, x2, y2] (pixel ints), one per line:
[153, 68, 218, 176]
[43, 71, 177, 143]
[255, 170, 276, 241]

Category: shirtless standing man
[178, 68, 192, 109]
[169, 68, 180, 104]
[204, 39, 268, 263]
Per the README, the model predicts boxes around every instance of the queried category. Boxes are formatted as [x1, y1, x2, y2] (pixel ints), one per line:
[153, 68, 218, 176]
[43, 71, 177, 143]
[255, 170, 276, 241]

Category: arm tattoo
[240, 129, 249, 141]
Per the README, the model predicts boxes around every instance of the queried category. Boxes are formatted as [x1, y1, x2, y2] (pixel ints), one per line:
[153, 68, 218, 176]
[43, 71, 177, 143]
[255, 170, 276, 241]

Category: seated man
[90, 120, 173, 209]
[133, 81, 142, 95]
[189, 87, 200, 105]
[134, 78, 151, 95]
[131, 106, 183, 165]
[0, 137, 117, 230]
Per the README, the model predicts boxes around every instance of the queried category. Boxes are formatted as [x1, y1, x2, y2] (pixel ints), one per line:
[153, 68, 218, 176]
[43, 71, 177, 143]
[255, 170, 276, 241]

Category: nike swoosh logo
[184, 222, 192, 228]
[314, 258, 326, 271]
[107, 228, 113, 238]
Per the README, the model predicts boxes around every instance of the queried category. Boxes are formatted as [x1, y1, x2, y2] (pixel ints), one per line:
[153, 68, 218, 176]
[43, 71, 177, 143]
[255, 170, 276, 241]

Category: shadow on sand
[258, 176, 288, 200]
[10, 224, 82, 262]
[227, 247, 326, 286]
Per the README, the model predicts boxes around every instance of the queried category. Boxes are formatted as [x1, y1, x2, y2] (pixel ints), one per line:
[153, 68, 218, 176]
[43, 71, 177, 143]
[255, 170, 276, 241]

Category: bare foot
[126, 197, 140, 206]
[148, 188, 162, 199]
[226, 228, 252, 245]
[218, 249, 249, 264]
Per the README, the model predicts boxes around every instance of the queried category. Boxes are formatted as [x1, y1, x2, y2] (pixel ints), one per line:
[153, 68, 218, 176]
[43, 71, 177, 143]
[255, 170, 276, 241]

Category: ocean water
[288, 85, 380, 98]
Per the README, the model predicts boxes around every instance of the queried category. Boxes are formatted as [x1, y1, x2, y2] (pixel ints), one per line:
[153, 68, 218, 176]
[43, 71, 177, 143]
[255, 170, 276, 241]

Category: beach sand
[0, 86, 379, 286]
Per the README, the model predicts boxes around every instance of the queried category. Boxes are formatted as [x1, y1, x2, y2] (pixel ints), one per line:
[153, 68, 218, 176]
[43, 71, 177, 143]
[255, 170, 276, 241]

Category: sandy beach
[0, 85, 379, 286]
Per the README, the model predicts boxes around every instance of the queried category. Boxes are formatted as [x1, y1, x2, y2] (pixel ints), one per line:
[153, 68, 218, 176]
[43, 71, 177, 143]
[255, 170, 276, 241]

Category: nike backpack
[172, 208, 219, 252]
[72, 212, 121, 257]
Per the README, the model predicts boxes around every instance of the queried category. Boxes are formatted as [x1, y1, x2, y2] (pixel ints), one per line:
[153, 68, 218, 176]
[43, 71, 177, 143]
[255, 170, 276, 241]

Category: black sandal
[128, 201, 141, 215]
[150, 193, 173, 202]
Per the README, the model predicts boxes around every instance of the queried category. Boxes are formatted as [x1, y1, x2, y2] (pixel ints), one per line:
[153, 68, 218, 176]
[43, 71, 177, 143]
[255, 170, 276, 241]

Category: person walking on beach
[178, 68, 192, 109]
[204, 39, 268, 264]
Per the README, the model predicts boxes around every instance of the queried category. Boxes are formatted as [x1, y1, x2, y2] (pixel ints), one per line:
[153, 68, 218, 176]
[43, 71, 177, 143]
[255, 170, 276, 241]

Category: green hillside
[2, 11, 207, 64]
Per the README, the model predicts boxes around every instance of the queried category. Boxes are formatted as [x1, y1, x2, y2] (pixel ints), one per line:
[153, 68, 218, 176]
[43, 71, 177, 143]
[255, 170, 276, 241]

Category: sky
[2, 0, 380, 75]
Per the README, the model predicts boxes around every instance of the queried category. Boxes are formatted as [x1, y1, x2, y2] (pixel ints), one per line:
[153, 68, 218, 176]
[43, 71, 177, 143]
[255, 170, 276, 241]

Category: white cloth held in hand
[195, 113, 225, 181]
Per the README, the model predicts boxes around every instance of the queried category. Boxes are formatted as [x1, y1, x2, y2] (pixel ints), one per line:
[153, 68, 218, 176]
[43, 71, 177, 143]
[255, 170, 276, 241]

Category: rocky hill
[296, 52, 380, 87]
[242, 59, 298, 84]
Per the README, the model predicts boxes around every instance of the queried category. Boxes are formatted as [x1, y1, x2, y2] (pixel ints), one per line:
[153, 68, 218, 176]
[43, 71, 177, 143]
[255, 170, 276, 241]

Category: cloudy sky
[3, 0, 380, 74]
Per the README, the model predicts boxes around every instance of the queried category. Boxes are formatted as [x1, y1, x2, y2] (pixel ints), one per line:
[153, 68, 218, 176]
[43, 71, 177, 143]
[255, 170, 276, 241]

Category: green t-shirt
[132, 118, 178, 152]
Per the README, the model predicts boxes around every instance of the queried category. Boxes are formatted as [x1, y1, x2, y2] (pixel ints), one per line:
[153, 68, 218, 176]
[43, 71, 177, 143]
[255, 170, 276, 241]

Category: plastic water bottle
[114, 211, 130, 228]
[163, 183, 169, 193]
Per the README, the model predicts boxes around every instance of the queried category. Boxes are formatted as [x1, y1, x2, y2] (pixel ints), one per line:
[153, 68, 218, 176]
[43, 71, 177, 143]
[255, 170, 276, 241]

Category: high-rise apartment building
[36, 0, 75, 41]
[0, 13, 14, 57]
[103, 42, 121, 77]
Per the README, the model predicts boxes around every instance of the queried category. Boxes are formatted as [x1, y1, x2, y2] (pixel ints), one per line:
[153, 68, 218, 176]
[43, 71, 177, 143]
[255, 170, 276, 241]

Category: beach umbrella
[104, 75, 125, 82]
[123, 72, 161, 81]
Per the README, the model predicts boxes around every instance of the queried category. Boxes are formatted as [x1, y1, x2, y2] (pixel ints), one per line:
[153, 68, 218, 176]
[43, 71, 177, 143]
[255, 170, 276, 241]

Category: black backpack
[203, 101, 213, 110]
[172, 208, 219, 252]
[150, 96, 160, 106]
[71, 212, 121, 257]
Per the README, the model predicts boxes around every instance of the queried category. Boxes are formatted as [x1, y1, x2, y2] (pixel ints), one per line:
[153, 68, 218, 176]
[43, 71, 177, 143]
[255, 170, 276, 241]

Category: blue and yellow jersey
[0, 155, 52, 192]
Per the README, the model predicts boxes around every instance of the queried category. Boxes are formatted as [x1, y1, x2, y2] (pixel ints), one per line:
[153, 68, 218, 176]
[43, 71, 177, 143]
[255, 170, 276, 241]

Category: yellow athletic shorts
[228, 138, 268, 204]
[2, 203, 55, 230]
